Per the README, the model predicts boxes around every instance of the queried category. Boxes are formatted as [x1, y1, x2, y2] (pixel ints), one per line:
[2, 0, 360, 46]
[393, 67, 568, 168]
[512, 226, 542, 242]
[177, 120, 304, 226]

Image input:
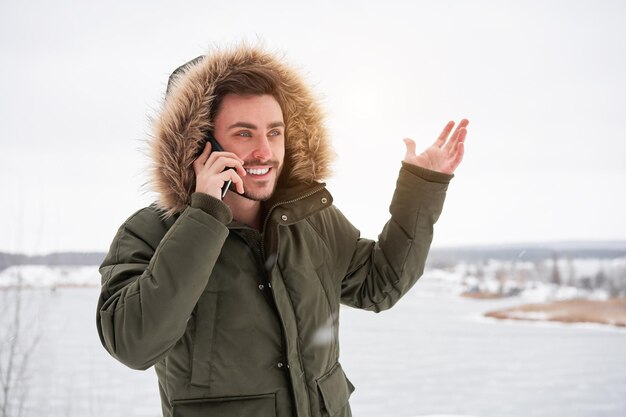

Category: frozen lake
[2, 277, 625, 417]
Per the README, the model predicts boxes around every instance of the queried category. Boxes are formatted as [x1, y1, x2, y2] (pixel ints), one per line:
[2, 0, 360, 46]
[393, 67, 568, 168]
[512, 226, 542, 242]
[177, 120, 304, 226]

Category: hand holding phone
[206, 133, 233, 198]
[192, 132, 246, 200]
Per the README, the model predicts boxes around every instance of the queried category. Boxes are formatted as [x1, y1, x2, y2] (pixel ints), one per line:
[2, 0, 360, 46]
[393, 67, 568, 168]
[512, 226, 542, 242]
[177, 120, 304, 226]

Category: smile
[245, 167, 271, 175]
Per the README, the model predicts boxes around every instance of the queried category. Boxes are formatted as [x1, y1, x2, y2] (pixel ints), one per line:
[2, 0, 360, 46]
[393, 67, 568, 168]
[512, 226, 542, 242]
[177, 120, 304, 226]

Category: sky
[1, 0, 625, 255]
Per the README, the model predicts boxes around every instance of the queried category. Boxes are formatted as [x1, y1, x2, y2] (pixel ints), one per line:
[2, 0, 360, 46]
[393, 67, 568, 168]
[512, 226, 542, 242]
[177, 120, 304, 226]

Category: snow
[0, 265, 100, 288]
[2, 257, 621, 303]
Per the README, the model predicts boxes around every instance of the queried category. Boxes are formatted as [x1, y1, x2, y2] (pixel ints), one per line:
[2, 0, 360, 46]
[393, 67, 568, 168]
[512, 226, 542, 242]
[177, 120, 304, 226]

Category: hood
[148, 45, 334, 219]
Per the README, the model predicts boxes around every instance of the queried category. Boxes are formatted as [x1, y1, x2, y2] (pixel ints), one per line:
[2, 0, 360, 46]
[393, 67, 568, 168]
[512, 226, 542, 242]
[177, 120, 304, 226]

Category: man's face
[213, 94, 285, 202]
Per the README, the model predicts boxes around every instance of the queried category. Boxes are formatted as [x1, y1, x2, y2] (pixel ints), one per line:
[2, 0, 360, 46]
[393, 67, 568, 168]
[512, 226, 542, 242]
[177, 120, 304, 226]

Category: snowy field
[1, 268, 625, 417]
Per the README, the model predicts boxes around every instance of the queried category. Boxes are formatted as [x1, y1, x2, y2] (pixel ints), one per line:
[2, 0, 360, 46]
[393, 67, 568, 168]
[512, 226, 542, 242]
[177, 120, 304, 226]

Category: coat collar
[262, 182, 332, 227]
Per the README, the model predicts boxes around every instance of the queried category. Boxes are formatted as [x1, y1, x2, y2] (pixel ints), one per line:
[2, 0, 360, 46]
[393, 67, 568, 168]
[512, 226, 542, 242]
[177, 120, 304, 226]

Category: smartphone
[202, 132, 233, 199]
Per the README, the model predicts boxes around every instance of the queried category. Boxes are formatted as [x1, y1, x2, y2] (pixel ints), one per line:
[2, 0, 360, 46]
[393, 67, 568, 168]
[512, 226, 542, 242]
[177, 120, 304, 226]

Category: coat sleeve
[338, 162, 452, 312]
[96, 193, 231, 370]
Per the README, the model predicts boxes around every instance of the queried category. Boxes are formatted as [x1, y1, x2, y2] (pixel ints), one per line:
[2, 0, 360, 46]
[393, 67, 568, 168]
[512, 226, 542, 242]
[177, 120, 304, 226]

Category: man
[96, 45, 468, 417]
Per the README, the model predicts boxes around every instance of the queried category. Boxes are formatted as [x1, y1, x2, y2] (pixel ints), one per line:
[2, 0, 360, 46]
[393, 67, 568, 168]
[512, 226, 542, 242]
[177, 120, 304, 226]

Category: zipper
[230, 228, 294, 400]
[258, 185, 326, 417]
[251, 238, 297, 416]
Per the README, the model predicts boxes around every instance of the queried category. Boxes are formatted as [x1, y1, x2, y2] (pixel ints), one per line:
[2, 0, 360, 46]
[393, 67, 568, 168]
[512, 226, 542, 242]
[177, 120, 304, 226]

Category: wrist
[401, 161, 454, 184]
[190, 192, 233, 224]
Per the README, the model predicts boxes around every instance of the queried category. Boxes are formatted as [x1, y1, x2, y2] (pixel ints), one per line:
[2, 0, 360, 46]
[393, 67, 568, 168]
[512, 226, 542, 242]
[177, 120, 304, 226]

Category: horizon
[3, 239, 626, 258]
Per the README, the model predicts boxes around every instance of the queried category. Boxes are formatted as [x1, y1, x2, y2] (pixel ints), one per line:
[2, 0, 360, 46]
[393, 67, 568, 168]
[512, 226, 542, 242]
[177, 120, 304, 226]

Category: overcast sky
[1, 0, 625, 255]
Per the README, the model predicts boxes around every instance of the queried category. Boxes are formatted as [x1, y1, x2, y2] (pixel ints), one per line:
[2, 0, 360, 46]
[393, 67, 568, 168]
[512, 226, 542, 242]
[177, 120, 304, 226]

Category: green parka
[96, 46, 452, 417]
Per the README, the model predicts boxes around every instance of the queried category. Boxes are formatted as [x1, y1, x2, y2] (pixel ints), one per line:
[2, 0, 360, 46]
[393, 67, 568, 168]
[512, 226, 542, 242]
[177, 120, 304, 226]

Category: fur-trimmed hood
[148, 45, 334, 219]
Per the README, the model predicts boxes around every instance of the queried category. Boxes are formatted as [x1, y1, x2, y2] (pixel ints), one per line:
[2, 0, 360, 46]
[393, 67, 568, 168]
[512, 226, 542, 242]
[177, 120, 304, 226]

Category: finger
[203, 147, 244, 164]
[403, 138, 417, 159]
[453, 119, 469, 138]
[221, 169, 245, 194]
[449, 142, 465, 173]
[234, 163, 247, 178]
[458, 127, 467, 144]
[193, 141, 213, 171]
[451, 127, 467, 149]
[452, 119, 469, 139]
[206, 156, 245, 176]
[449, 128, 466, 156]
[443, 121, 469, 153]
[205, 150, 244, 166]
[433, 121, 455, 148]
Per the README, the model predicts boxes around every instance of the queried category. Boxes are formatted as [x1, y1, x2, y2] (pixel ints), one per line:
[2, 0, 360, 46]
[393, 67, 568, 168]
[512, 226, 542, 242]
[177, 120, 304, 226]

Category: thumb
[403, 138, 416, 159]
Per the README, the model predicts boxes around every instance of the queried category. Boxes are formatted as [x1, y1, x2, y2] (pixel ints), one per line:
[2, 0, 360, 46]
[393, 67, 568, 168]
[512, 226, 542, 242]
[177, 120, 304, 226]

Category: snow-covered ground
[0, 262, 618, 303]
[449, 257, 626, 301]
[1, 267, 625, 417]
[0, 265, 100, 288]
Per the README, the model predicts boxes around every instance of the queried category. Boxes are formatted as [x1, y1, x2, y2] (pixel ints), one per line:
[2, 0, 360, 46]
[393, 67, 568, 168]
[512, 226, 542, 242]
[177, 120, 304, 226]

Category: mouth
[245, 167, 272, 177]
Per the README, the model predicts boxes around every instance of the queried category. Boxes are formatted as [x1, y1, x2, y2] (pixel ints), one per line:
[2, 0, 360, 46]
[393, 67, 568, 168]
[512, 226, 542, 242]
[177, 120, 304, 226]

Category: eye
[237, 131, 252, 138]
[268, 129, 283, 137]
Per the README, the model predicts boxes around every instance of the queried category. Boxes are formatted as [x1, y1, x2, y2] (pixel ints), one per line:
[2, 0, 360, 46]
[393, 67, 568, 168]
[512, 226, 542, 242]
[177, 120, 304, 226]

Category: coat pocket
[190, 291, 218, 387]
[316, 362, 355, 417]
[172, 392, 276, 417]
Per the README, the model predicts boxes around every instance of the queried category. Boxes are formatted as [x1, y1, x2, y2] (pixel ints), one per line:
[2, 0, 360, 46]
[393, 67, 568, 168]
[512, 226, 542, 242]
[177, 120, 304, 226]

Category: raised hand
[403, 119, 469, 175]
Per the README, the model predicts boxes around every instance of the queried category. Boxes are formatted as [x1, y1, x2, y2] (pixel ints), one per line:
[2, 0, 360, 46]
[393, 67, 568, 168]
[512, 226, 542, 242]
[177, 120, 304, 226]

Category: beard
[240, 187, 276, 202]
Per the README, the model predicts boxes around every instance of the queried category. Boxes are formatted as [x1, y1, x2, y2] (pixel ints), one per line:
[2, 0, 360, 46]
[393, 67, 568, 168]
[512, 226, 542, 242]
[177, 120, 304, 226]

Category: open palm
[404, 119, 469, 175]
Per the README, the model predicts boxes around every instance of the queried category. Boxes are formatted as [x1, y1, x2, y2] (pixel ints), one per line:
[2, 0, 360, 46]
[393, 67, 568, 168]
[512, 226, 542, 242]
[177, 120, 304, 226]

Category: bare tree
[550, 251, 561, 286]
[0, 268, 39, 417]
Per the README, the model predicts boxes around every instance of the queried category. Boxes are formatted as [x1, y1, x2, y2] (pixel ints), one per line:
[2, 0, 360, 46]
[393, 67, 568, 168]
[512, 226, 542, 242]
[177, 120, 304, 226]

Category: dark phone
[201, 132, 233, 199]
[206, 132, 224, 152]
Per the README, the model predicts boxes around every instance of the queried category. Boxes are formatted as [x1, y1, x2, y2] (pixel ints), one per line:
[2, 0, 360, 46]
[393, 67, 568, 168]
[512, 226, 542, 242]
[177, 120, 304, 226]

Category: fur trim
[149, 45, 334, 218]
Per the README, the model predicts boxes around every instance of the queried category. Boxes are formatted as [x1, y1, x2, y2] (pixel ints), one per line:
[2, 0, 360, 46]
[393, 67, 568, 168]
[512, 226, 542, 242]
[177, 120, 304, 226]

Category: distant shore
[484, 297, 626, 328]
[462, 292, 508, 300]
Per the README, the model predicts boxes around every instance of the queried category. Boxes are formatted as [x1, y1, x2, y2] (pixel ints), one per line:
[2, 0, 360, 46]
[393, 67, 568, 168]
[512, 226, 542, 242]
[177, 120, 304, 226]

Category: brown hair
[208, 66, 283, 124]
[166, 55, 284, 127]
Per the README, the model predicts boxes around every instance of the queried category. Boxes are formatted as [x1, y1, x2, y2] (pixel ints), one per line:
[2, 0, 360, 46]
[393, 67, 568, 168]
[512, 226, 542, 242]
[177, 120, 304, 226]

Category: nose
[251, 136, 272, 161]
